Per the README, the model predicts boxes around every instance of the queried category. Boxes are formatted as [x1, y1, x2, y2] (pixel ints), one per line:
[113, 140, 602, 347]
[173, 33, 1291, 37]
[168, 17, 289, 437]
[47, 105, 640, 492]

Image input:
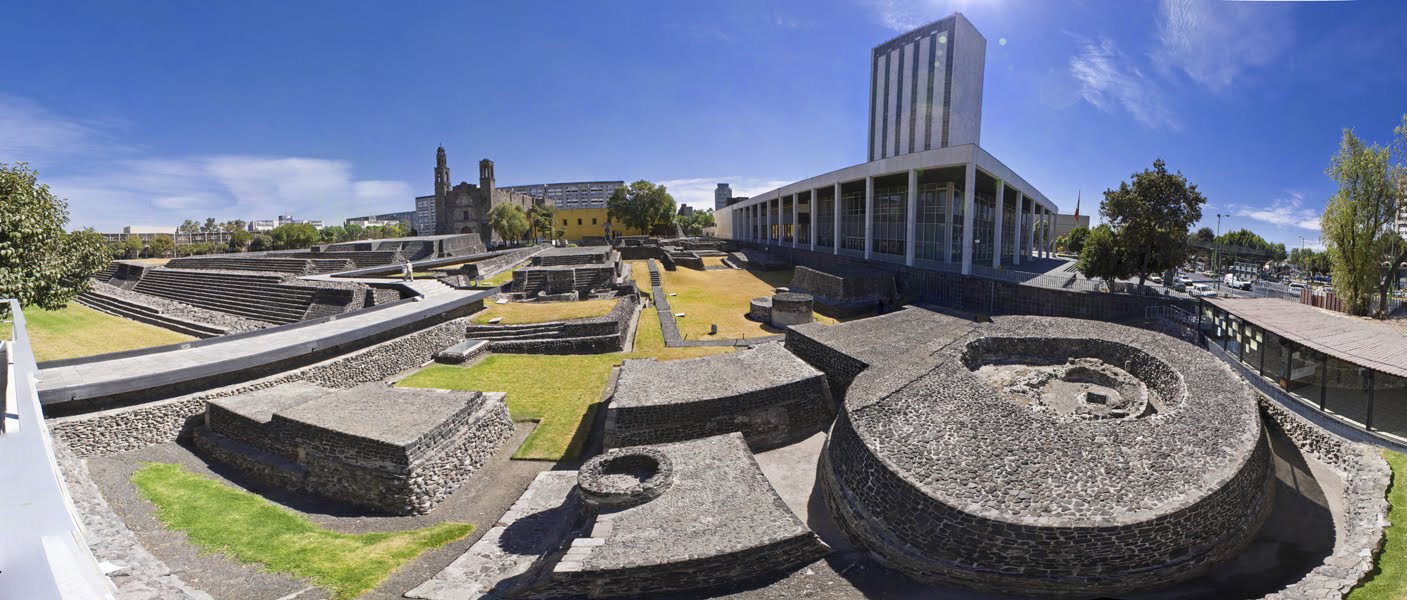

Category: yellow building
[555, 208, 647, 241]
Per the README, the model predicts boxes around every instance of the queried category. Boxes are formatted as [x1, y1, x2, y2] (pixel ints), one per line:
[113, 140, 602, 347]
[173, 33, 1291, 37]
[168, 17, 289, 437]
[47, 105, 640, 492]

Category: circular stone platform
[821, 316, 1273, 596]
[578, 447, 673, 509]
[769, 292, 814, 327]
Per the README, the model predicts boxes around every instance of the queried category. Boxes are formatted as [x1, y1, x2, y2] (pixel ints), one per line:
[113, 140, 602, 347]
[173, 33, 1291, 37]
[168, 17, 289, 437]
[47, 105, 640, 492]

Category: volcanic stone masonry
[193, 382, 513, 515]
[800, 308, 1275, 596]
[604, 342, 833, 450]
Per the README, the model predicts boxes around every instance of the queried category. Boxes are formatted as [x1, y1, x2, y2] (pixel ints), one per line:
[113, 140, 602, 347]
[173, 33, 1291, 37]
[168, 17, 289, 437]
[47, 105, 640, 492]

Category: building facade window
[915, 183, 948, 262]
[872, 183, 906, 256]
[950, 186, 965, 263]
[816, 189, 835, 248]
[840, 187, 866, 252]
[971, 193, 995, 265]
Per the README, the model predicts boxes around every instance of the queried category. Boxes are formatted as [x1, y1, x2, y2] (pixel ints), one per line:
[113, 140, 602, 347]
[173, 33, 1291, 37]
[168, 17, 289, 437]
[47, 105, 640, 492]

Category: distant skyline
[3, 0, 1406, 249]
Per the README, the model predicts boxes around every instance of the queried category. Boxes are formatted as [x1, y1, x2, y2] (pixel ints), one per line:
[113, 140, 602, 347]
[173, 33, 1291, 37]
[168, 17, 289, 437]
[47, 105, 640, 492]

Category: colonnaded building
[432, 145, 542, 242]
[717, 13, 1059, 274]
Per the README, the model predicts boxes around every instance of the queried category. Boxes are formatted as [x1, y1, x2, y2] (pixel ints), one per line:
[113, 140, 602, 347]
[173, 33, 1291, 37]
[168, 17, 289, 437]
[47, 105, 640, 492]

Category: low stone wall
[50, 318, 471, 458]
[460, 245, 543, 279]
[484, 295, 637, 355]
[784, 326, 870, 398]
[605, 343, 834, 450]
[1255, 397, 1392, 600]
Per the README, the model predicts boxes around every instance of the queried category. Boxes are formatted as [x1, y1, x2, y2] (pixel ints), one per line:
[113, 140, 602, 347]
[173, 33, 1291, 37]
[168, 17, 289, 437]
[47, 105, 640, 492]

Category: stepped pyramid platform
[194, 381, 514, 515]
[510, 246, 625, 298]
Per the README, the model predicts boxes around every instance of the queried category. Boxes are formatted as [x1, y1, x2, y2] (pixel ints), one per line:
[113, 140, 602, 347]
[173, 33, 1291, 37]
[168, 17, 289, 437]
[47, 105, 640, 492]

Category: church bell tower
[434, 145, 450, 201]
[479, 158, 495, 196]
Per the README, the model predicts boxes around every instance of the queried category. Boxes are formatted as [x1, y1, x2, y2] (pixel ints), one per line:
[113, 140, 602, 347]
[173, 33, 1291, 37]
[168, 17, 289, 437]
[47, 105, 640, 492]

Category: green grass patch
[1348, 450, 1407, 600]
[400, 301, 728, 461]
[657, 265, 838, 340]
[470, 298, 616, 325]
[131, 463, 472, 600]
[481, 268, 517, 287]
[20, 303, 194, 362]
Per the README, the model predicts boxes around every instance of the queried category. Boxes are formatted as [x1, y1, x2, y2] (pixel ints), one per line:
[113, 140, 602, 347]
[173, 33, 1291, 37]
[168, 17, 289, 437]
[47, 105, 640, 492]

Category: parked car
[1287, 282, 1306, 294]
[1190, 283, 1217, 298]
[1149, 274, 1163, 284]
[1175, 275, 1193, 286]
[1172, 281, 1187, 292]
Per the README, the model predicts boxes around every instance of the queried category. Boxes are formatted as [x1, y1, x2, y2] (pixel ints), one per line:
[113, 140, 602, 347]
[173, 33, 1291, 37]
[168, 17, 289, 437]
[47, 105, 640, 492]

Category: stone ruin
[508, 246, 628, 301]
[193, 381, 513, 515]
[748, 291, 814, 329]
[793, 312, 1275, 596]
[788, 264, 896, 317]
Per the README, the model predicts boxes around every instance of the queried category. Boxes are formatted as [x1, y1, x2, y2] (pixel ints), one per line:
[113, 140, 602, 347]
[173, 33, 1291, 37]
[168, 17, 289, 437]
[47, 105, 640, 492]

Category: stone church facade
[433, 146, 540, 242]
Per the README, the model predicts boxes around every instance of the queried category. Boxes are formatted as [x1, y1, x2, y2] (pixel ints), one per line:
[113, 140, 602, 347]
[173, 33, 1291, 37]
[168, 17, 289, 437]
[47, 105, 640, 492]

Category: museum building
[716, 13, 1059, 274]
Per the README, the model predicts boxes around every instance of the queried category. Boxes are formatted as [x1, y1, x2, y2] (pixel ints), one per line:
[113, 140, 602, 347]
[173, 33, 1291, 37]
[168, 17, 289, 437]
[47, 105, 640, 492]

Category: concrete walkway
[38, 280, 488, 408]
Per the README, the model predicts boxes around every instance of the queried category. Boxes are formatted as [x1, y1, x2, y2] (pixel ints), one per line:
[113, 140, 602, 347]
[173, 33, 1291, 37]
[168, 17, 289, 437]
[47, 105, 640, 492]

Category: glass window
[971, 192, 996, 265]
[816, 189, 835, 248]
[950, 187, 965, 263]
[1241, 323, 1264, 373]
[873, 183, 906, 256]
[797, 193, 810, 245]
[915, 183, 949, 262]
[841, 186, 866, 252]
[782, 196, 793, 243]
[1323, 356, 1371, 427]
[1001, 193, 1016, 262]
[1263, 332, 1292, 384]
[1374, 371, 1407, 441]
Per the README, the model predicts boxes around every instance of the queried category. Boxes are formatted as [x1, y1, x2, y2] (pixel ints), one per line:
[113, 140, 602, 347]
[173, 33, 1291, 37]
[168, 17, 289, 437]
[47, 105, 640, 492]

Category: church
[433, 145, 541, 242]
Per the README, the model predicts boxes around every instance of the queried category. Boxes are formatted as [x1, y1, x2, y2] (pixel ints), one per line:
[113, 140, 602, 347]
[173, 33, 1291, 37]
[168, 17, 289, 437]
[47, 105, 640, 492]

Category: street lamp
[1214, 214, 1225, 289]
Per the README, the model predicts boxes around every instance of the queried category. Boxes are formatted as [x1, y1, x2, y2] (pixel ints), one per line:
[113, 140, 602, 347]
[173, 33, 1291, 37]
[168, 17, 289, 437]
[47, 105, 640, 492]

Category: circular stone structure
[578, 447, 673, 509]
[769, 292, 814, 327]
[820, 316, 1273, 596]
[748, 296, 773, 323]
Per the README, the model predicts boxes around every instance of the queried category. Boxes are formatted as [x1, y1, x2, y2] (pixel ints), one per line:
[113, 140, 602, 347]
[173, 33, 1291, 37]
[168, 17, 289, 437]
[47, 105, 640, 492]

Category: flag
[1073, 189, 1080, 220]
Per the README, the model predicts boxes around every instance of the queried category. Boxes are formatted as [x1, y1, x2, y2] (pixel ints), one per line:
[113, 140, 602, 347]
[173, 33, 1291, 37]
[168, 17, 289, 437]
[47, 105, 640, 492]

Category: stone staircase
[516, 270, 552, 295]
[166, 256, 355, 274]
[648, 261, 662, 287]
[94, 262, 118, 282]
[280, 250, 403, 269]
[464, 322, 569, 341]
[131, 269, 319, 325]
[74, 290, 227, 338]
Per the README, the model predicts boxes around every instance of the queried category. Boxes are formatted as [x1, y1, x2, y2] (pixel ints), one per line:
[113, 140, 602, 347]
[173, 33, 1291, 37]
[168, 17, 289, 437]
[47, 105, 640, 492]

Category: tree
[1076, 224, 1133, 290]
[249, 234, 274, 252]
[675, 209, 717, 237]
[0, 163, 110, 311]
[319, 225, 346, 243]
[1321, 127, 1402, 317]
[530, 206, 556, 242]
[221, 219, 247, 233]
[343, 223, 366, 241]
[202, 217, 217, 233]
[489, 203, 529, 244]
[608, 180, 676, 237]
[228, 229, 252, 252]
[1059, 226, 1090, 254]
[1194, 226, 1216, 244]
[1099, 159, 1206, 286]
[177, 219, 199, 234]
[147, 234, 176, 257]
[120, 235, 145, 259]
[269, 223, 320, 250]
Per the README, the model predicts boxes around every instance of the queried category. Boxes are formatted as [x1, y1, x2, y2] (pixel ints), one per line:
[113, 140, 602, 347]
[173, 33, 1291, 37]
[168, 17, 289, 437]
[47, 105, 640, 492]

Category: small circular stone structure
[578, 447, 673, 509]
[748, 296, 773, 323]
[769, 292, 814, 327]
[821, 316, 1274, 597]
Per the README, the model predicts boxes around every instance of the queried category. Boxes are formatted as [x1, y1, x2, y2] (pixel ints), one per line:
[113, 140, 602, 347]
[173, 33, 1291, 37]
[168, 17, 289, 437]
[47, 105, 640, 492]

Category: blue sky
[2, 0, 1405, 249]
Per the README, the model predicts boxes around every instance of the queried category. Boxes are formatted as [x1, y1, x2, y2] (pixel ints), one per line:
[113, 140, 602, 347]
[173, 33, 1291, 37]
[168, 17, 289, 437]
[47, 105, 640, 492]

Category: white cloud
[861, 0, 989, 32]
[1232, 191, 1321, 231]
[0, 95, 133, 164]
[1068, 36, 1178, 130]
[1152, 0, 1293, 92]
[0, 95, 416, 230]
[657, 177, 793, 211]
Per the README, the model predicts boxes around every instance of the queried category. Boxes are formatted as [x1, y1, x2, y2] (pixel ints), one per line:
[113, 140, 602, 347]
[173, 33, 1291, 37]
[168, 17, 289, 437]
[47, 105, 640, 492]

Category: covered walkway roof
[1204, 297, 1407, 379]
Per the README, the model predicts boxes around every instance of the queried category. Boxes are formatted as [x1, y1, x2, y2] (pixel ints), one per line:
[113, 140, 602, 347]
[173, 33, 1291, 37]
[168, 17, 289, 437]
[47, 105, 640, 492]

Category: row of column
[732, 166, 1056, 275]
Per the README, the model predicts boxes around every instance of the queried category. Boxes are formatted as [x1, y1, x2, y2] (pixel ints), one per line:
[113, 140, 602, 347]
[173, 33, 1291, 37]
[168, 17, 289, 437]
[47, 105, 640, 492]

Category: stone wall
[754, 244, 1193, 321]
[783, 326, 871, 398]
[1254, 397, 1392, 600]
[483, 295, 637, 355]
[51, 318, 472, 458]
[822, 410, 1275, 596]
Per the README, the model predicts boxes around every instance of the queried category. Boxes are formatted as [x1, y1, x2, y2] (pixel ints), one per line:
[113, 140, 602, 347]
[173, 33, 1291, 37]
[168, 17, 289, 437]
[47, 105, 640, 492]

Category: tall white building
[718, 13, 1057, 276]
[715, 183, 733, 210]
[868, 13, 985, 162]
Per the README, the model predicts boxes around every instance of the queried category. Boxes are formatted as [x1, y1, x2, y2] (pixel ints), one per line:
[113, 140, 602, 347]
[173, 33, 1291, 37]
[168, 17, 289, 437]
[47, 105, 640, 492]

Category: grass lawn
[18, 304, 194, 362]
[400, 300, 727, 461]
[131, 463, 472, 600]
[470, 298, 616, 325]
[481, 268, 517, 287]
[657, 265, 837, 340]
[1348, 450, 1407, 600]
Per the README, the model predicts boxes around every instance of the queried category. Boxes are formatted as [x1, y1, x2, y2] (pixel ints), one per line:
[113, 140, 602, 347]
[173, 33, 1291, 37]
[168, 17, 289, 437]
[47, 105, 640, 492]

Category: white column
[944, 182, 955, 264]
[809, 189, 818, 252]
[1013, 193, 1023, 267]
[905, 169, 918, 266]
[791, 193, 799, 249]
[832, 182, 841, 255]
[1026, 199, 1036, 260]
[864, 176, 874, 260]
[992, 180, 1005, 269]
[961, 164, 975, 275]
[1044, 209, 1051, 257]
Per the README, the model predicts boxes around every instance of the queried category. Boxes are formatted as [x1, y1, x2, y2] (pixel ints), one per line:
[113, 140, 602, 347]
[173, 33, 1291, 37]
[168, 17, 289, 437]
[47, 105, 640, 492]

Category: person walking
[401, 259, 414, 282]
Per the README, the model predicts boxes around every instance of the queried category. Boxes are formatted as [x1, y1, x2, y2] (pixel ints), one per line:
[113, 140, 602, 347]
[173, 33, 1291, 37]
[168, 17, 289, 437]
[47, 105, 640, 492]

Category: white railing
[1145, 304, 1197, 325]
[0, 299, 115, 599]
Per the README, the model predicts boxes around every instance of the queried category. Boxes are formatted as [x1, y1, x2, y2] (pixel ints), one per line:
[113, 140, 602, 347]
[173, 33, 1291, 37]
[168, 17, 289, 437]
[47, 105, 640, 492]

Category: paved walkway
[646, 260, 783, 348]
[38, 280, 487, 406]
